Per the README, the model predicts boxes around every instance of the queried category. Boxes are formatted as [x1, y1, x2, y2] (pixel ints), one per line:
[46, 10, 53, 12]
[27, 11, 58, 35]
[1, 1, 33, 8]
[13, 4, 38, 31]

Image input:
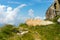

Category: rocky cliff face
[46, 0, 60, 20]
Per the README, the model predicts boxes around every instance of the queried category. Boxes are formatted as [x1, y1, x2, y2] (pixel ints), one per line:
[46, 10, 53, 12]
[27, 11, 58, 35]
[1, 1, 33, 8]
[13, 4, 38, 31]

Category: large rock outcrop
[46, 0, 60, 20]
[26, 19, 53, 26]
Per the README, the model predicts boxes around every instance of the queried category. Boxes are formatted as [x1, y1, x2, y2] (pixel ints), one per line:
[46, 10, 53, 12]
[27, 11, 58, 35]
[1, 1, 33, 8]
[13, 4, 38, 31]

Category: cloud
[35, 16, 41, 19]
[28, 9, 45, 20]
[27, 0, 53, 6]
[35, 16, 46, 20]
[8, 1, 20, 4]
[0, 4, 27, 25]
[32, 0, 53, 3]
[28, 9, 34, 18]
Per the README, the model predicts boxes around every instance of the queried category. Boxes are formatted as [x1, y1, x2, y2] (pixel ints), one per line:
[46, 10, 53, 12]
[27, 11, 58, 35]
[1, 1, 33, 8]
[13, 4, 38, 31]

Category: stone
[46, 0, 60, 20]
[57, 18, 60, 23]
[26, 19, 54, 26]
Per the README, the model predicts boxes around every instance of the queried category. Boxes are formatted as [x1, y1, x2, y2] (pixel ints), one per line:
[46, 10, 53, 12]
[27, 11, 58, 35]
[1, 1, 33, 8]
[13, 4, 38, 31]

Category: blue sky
[0, 0, 54, 25]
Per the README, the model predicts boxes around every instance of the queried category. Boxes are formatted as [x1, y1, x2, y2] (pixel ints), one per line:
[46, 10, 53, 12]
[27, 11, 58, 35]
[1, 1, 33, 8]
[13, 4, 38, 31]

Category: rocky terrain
[46, 0, 60, 20]
[26, 18, 54, 26]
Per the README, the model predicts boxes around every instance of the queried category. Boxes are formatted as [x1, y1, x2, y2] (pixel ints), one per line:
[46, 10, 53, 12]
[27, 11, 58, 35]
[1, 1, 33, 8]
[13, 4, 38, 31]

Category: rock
[46, 5, 55, 20]
[17, 31, 29, 35]
[26, 19, 54, 26]
[46, 0, 60, 20]
[20, 31, 28, 35]
[57, 18, 60, 23]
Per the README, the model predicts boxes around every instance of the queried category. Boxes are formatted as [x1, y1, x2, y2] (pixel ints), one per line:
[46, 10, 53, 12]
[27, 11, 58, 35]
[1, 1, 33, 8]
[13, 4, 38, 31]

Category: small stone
[57, 18, 60, 23]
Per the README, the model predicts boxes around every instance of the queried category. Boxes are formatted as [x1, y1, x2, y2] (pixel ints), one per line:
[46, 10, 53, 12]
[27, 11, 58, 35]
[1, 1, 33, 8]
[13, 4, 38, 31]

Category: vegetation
[0, 23, 60, 40]
[52, 16, 60, 22]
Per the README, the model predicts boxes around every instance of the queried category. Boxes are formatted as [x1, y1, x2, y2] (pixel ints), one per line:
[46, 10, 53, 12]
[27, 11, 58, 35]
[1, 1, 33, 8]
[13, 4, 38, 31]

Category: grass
[0, 23, 60, 40]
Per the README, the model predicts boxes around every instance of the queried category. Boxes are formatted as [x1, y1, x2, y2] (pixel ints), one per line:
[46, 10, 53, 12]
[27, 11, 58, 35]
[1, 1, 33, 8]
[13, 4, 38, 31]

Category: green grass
[0, 23, 60, 40]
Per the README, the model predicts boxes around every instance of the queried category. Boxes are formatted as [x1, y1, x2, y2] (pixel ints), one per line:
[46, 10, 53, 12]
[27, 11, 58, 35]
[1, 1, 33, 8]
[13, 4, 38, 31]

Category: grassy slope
[0, 23, 60, 40]
[16, 23, 60, 40]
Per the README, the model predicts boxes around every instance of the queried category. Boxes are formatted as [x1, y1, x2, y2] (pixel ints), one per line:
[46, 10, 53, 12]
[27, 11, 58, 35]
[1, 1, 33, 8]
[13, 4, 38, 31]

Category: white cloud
[28, 9, 34, 18]
[7, 7, 12, 11]
[35, 16, 46, 20]
[28, 9, 45, 20]
[0, 4, 27, 25]
[32, 0, 53, 3]
[43, 17, 46, 19]
[35, 16, 41, 19]
[0, 5, 6, 15]
[8, 1, 20, 4]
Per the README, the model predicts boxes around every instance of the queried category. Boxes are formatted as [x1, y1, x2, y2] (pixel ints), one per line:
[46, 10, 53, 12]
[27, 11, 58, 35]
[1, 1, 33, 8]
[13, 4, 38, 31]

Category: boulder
[57, 18, 60, 23]
[46, 0, 60, 20]
[26, 19, 54, 26]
